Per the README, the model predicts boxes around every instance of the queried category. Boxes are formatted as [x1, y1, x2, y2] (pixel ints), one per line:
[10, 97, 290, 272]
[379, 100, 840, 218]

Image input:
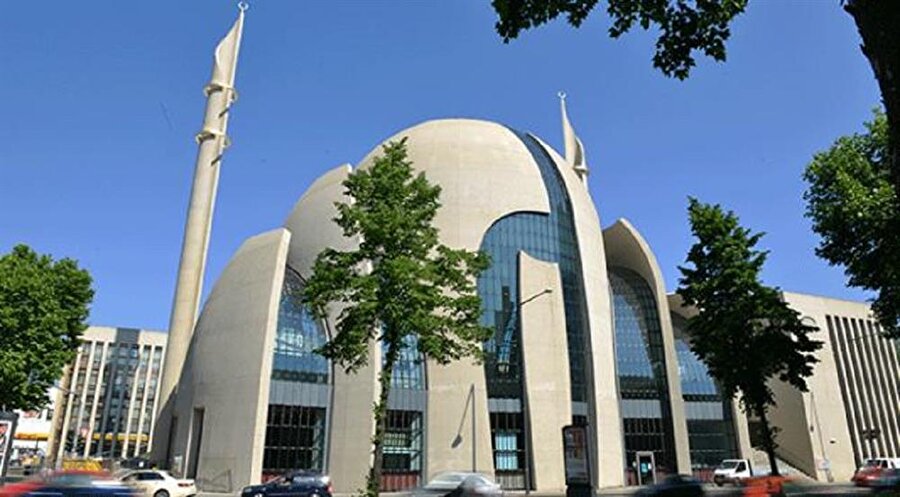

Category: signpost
[562, 424, 592, 497]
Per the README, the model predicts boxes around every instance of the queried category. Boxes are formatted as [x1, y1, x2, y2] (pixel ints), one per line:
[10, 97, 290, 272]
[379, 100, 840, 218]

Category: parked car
[714, 459, 753, 486]
[0, 470, 134, 497]
[635, 474, 704, 497]
[412, 472, 502, 497]
[853, 457, 900, 487]
[120, 470, 197, 497]
[241, 471, 332, 497]
[869, 468, 900, 494]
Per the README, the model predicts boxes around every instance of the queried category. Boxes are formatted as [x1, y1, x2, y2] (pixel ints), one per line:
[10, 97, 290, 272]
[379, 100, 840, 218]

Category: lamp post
[514, 287, 553, 495]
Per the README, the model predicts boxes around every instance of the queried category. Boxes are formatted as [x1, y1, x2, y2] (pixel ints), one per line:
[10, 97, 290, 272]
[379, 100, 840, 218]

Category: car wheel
[155, 490, 170, 497]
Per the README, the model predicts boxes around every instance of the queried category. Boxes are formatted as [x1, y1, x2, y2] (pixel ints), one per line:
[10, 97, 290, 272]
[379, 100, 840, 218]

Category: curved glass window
[383, 335, 425, 390]
[671, 313, 738, 474]
[272, 268, 329, 384]
[478, 130, 592, 489]
[610, 267, 677, 481]
[480, 130, 590, 404]
[264, 267, 330, 477]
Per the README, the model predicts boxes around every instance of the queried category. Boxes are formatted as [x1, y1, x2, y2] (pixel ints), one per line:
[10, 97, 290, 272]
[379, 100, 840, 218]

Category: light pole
[514, 287, 553, 495]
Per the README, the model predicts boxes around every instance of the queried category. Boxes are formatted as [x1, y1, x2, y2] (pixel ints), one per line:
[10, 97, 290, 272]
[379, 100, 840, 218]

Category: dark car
[241, 471, 332, 497]
[0, 470, 135, 497]
[636, 475, 704, 497]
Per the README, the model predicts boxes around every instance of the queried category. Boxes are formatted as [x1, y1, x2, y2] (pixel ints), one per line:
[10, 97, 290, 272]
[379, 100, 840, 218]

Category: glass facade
[264, 267, 330, 477]
[381, 410, 424, 491]
[263, 405, 327, 476]
[384, 335, 425, 390]
[609, 267, 677, 483]
[478, 130, 591, 489]
[671, 313, 738, 478]
[381, 336, 426, 490]
[272, 268, 329, 385]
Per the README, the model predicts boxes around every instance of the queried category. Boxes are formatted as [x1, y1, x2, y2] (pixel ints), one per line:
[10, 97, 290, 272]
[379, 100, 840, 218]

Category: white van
[713, 459, 753, 486]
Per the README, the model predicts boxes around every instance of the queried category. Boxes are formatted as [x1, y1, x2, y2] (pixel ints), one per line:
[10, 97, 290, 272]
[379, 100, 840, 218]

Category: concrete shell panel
[357, 119, 551, 249]
[603, 219, 691, 474]
[530, 135, 625, 487]
[284, 164, 354, 277]
[171, 228, 290, 491]
[519, 252, 571, 492]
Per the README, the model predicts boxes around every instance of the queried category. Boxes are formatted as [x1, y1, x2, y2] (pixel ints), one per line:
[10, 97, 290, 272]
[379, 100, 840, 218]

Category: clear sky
[0, 1, 880, 332]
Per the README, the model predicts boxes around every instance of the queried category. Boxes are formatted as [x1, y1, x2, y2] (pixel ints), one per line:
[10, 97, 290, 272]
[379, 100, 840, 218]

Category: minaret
[153, 3, 247, 465]
[559, 92, 589, 183]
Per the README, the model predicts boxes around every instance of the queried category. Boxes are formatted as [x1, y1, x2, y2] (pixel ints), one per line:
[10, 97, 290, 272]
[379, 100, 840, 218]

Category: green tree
[804, 110, 900, 337]
[301, 139, 491, 497]
[0, 244, 94, 411]
[844, 1, 900, 202]
[491, 0, 748, 79]
[677, 198, 821, 476]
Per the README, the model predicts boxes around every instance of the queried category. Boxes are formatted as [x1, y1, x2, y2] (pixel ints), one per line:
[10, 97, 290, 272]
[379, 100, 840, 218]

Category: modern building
[759, 293, 900, 483]
[47, 326, 167, 466]
[156, 106, 898, 493]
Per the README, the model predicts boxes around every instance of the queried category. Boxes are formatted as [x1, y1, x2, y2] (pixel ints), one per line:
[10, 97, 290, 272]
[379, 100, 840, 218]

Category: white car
[121, 469, 197, 497]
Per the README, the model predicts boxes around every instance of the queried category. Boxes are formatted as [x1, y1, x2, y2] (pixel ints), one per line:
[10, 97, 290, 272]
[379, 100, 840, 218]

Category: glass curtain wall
[609, 267, 677, 484]
[479, 130, 591, 490]
[382, 336, 425, 491]
[264, 268, 330, 480]
[671, 314, 738, 480]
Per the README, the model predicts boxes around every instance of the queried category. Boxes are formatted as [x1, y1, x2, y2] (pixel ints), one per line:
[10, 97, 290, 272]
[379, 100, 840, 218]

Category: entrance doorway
[636, 452, 656, 485]
[186, 408, 204, 479]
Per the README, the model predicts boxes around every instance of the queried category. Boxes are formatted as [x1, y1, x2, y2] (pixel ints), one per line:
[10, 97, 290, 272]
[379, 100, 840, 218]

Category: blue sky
[0, 1, 880, 331]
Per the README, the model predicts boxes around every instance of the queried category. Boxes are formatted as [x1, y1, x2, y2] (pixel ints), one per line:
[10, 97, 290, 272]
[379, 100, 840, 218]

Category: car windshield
[718, 461, 740, 470]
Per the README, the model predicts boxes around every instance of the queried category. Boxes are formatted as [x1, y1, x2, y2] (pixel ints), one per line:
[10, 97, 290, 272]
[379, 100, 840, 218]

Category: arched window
[671, 313, 738, 475]
[610, 267, 677, 483]
[272, 268, 329, 384]
[263, 267, 330, 478]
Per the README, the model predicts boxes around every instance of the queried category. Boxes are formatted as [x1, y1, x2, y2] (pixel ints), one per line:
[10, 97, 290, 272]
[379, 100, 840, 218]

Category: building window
[610, 267, 677, 484]
[273, 268, 329, 384]
[381, 410, 423, 491]
[490, 412, 527, 490]
[383, 335, 425, 390]
[262, 404, 326, 479]
[671, 313, 738, 479]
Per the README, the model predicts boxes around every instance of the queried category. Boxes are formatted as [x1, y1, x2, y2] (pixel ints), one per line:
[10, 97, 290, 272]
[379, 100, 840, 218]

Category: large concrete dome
[284, 118, 553, 276]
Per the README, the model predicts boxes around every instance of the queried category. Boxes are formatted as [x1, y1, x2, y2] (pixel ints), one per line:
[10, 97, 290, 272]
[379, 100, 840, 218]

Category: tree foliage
[491, 0, 748, 79]
[0, 244, 94, 411]
[677, 198, 821, 476]
[844, 0, 900, 199]
[804, 110, 900, 337]
[301, 139, 491, 497]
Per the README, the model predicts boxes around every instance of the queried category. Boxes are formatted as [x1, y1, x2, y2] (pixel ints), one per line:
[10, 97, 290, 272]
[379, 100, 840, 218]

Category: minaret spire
[559, 92, 589, 183]
[153, 2, 248, 468]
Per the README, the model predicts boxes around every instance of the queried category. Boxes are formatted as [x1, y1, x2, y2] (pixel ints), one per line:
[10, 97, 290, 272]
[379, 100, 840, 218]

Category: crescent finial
[238, 1, 250, 12]
[558, 91, 567, 101]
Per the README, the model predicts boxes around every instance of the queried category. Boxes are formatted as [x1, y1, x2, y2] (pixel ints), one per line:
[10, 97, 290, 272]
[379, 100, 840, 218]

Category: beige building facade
[47, 326, 167, 466]
[159, 112, 893, 493]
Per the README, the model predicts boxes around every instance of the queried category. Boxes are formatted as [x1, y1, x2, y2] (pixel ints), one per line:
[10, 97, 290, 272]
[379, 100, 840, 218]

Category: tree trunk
[845, 0, 900, 195]
[757, 406, 780, 477]
[366, 342, 399, 497]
